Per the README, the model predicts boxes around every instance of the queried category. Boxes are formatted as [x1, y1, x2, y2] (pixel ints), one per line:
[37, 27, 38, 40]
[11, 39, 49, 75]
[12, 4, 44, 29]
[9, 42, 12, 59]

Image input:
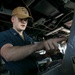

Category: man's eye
[19, 18, 27, 21]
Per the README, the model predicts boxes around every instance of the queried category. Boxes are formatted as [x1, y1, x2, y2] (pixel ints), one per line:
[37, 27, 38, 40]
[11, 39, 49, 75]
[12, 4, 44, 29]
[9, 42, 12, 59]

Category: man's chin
[18, 28, 25, 31]
[21, 27, 26, 30]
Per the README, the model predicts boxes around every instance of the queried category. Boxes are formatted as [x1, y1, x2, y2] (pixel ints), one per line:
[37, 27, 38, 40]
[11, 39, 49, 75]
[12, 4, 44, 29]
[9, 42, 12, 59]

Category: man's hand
[42, 38, 67, 51]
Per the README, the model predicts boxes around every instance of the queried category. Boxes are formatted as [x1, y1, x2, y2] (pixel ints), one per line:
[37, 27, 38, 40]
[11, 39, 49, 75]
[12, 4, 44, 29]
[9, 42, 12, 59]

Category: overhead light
[45, 26, 70, 36]
[45, 26, 64, 36]
[55, 13, 64, 19]
[61, 28, 70, 33]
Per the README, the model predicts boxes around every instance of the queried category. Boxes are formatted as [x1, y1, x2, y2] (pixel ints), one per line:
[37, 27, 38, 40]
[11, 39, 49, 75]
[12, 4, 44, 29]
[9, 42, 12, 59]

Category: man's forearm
[1, 42, 43, 61]
[11, 43, 43, 61]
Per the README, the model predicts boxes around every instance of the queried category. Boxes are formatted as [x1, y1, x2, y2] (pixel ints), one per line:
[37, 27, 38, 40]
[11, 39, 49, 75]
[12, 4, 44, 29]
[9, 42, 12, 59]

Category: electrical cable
[27, 26, 50, 32]
[21, 0, 33, 21]
[0, 20, 50, 33]
[50, 11, 73, 30]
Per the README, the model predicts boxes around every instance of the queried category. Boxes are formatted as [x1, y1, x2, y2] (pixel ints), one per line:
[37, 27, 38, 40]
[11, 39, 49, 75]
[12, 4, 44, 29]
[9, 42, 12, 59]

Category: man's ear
[11, 16, 14, 23]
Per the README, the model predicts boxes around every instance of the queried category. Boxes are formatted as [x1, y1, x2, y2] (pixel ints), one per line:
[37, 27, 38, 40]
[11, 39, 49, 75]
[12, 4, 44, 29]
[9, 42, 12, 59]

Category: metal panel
[33, 0, 59, 16]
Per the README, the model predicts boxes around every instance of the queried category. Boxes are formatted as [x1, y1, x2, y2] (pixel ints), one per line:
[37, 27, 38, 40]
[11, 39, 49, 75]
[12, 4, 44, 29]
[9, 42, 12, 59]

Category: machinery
[42, 2, 75, 75]
[0, 0, 75, 75]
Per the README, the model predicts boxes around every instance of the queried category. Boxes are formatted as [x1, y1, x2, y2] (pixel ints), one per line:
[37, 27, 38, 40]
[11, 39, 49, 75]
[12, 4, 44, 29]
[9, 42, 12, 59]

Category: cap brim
[16, 14, 33, 21]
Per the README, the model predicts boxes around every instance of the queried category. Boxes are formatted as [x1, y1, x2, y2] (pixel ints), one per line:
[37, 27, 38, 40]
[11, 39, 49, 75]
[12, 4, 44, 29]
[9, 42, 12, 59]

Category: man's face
[11, 16, 28, 31]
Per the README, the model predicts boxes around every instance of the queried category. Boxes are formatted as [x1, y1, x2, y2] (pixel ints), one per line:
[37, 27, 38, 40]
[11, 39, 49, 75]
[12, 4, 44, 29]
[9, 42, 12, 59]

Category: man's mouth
[21, 25, 25, 27]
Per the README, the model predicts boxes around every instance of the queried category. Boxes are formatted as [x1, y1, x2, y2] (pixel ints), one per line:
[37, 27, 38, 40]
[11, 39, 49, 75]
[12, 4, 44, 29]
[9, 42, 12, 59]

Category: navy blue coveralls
[0, 28, 38, 75]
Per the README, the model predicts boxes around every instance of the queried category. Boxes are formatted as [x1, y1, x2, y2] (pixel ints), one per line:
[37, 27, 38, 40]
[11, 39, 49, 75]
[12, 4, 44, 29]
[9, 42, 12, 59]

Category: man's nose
[21, 20, 26, 23]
